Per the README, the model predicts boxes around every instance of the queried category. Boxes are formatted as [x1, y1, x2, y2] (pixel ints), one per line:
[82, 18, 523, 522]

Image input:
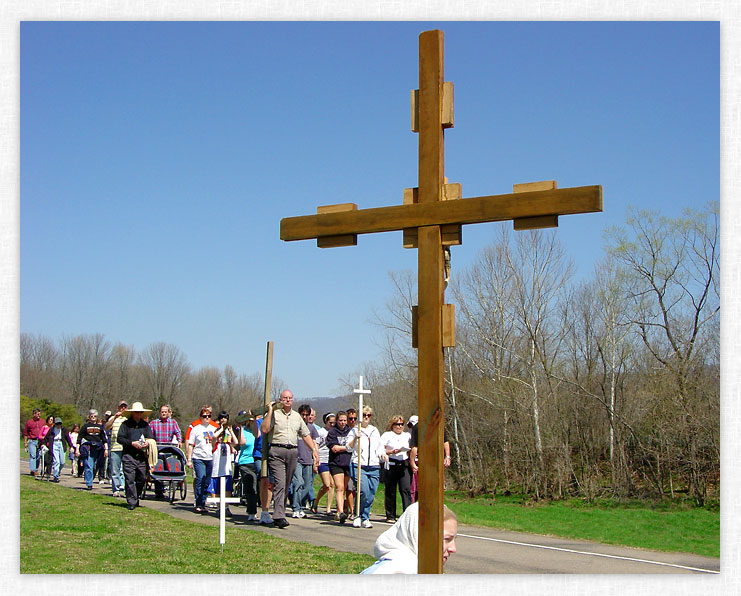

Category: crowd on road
[23, 393, 457, 572]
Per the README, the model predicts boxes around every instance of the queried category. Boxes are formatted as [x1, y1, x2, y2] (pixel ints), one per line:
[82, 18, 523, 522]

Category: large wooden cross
[280, 29, 602, 574]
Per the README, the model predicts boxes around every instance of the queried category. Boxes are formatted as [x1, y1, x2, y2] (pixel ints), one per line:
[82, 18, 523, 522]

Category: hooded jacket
[361, 502, 419, 574]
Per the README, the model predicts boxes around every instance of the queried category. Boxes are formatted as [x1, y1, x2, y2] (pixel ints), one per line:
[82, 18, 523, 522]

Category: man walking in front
[23, 408, 44, 476]
[260, 390, 319, 528]
[117, 402, 155, 510]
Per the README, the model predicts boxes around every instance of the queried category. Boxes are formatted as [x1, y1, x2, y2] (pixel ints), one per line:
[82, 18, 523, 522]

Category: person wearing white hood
[360, 502, 458, 574]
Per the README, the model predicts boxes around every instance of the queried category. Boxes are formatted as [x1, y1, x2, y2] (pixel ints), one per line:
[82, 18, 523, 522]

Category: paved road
[24, 464, 719, 574]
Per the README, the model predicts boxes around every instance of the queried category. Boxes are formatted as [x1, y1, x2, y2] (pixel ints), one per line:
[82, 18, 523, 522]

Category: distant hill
[301, 395, 357, 419]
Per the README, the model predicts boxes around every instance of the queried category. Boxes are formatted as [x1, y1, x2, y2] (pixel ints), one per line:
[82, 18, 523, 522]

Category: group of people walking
[23, 395, 458, 573]
[23, 394, 451, 526]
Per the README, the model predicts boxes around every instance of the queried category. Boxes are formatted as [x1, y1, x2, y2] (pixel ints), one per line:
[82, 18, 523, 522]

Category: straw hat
[122, 402, 153, 417]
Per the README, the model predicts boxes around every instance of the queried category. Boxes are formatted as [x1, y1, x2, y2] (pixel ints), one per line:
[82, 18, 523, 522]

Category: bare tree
[606, 203, 719, 504]
[138, 342, 190, 411]
[20, 333, 60, 400]
[60, 333, 112, 411]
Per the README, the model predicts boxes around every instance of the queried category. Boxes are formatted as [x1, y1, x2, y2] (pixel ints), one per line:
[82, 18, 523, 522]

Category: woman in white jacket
[361, 501, 458, 574]
[347, 405, 388, 528]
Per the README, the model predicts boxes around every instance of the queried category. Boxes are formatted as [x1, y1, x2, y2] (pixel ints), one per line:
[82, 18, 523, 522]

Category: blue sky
[20, 21, 719, 398]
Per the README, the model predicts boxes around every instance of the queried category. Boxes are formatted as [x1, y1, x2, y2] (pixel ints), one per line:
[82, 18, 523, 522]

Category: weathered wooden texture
[415, 28, 446, 575]
[280, 185, 602, 242]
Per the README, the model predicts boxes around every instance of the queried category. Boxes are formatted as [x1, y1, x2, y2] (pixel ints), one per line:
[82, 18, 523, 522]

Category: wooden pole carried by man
[280, 29, 602, 573]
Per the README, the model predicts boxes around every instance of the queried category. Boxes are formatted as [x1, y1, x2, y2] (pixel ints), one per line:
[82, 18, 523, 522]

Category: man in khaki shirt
[261, 390, 319, 528]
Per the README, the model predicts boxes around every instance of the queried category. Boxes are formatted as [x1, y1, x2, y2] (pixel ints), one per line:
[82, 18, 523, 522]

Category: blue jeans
[51, 442, 66, 479]
[109, 450, 124, 493]
[28, 439, 40, 473]
[351, 464, 380, 521]
[84, 444, 103, 487]
[291, 462, 314, 512]
[192, 458, 213, 508]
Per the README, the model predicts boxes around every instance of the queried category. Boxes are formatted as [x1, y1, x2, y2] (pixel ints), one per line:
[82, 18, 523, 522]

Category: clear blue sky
[20, 21, 719, 398]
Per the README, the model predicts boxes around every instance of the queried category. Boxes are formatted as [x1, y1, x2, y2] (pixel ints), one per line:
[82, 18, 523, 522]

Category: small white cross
[353, 375, 372, 396]
[206, 476, 242, 552]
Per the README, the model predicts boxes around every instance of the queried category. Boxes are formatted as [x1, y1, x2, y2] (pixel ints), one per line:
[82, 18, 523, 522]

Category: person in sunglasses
[185, 405, 218, 507]
[186, 407, 217, 514]
[380, 415, 413, 523]
[347, 405, 388, 528]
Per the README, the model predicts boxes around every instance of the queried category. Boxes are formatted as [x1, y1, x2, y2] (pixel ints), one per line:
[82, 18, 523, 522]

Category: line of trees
[365, 203, 719, 505]
[20, 335, 285, 426]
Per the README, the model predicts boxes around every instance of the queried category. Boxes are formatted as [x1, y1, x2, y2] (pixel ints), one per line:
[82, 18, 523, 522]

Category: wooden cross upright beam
[279, 30, 602, 574]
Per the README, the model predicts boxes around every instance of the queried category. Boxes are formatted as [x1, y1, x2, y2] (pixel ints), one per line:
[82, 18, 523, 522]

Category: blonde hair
[362, 405, 373, 416]
[443, 505, 457, 522]
[386, 415, 405, 431]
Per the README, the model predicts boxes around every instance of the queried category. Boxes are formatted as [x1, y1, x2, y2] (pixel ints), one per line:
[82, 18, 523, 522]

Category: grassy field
[20, 458, 720, 574]
[19, 476, 374, 574]
[443, 490, 720, 558]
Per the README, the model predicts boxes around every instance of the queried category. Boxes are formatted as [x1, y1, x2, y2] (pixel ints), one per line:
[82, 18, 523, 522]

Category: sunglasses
[201, 414, 211, 418]
[363, 413, 372, 418]
[348, 417, 357, 421]
[393, 422, 404, 426]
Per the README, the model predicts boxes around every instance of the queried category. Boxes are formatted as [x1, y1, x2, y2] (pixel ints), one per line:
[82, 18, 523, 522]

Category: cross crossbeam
[280, 185, 602, 243]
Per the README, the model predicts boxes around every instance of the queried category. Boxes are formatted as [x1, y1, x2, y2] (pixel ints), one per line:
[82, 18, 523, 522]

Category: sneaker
[225, 507, 233, 518]
[259, 511, 274, 525]
[339, 512, 347, 524]
[273, 518, 290, 529]
[385, 517, 396, 524]
[52, 477, 60, 483]
[352, 516, 362, 528]
[362, 519, 373, 529]
[99, 479, 105, 485]
[246, 513, 257, 521]
[292, 510, 301, 518]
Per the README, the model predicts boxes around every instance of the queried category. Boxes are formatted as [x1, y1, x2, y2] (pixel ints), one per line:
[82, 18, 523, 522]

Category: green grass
[20, 476, 374, 574]
[312, 477, 719, 558]
[444, 491, 720, 558]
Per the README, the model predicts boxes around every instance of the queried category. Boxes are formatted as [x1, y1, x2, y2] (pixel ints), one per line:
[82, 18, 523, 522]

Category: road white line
[457, 533, 719, 574]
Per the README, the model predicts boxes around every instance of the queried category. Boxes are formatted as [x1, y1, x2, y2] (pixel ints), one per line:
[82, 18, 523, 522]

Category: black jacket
[117, 417, 154, 461]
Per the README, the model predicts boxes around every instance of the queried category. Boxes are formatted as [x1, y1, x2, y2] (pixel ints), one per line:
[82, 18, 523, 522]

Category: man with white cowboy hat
[116, 402, 155, 510]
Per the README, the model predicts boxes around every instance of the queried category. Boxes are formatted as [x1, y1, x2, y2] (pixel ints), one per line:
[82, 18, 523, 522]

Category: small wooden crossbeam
[315, 203, 359, 247]
[411, 81, 454, 132]
[281, 185, 602, 244]
[411, 304, 455, 348]
[513, 180, 559, 230]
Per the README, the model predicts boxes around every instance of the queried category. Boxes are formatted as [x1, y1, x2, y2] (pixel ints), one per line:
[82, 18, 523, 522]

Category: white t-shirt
[188, 424, 215, 461]
[348, 425, 385, 466]
[380, 430, 411, 462]
[212, 442, 233, 477]
[317, 426, 330, 464]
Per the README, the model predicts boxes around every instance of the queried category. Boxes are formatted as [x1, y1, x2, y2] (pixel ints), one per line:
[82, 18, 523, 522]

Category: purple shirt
[148, 417, 182, 444]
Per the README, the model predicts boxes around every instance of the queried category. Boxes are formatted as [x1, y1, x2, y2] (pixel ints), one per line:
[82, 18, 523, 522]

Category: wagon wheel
[179, 479, 187, 501]
[168, 480, 176, 503]
[141, 478, 149, 500]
